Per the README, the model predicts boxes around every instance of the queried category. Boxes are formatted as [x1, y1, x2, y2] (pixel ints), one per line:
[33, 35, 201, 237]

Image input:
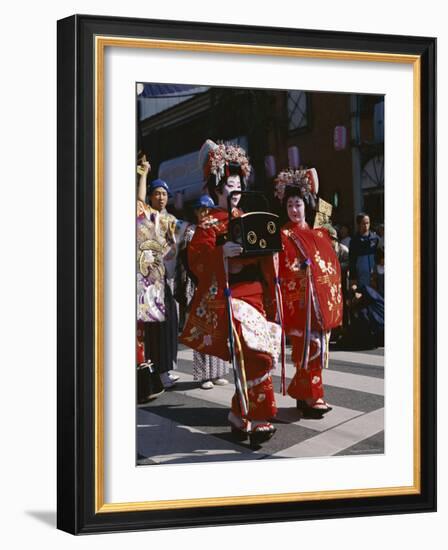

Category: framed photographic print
[57, 14, 436, 534]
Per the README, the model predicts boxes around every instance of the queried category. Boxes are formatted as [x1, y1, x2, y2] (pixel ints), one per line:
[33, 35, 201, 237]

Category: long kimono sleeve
[187, 222, 225, 283]
[164, 218, 191, 280]
[179, 215, 230, 361]
[279, 231, 307, 333]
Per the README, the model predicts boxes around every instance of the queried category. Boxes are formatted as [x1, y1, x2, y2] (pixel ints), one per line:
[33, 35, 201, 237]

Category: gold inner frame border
[94, 36, 421, 513]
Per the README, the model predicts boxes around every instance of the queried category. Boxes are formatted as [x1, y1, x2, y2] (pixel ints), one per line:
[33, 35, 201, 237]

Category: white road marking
[175, 351, 384, 396]
[272, 408, 384, 458]
[170, 371, 368, 432]
[137, 409, 268, 464]
[177, 348, 384, 368]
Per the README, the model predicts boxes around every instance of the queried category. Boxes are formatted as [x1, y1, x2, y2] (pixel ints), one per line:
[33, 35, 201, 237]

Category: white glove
[223, 241, 243, 258]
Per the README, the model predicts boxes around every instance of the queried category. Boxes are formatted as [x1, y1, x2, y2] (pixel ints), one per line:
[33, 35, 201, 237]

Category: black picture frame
[57, 14, 436, 534]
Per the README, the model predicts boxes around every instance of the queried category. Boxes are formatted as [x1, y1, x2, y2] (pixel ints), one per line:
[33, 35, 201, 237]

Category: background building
[138, 84, 384, 230]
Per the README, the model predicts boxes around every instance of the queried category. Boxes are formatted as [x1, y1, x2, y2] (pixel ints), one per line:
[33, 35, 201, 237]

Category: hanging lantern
[334, 126, 347, 151]
[264, 155, 276, 178]
[288, 146, 300, 169]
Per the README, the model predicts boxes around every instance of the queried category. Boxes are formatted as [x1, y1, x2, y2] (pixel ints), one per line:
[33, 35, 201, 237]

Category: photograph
[0, 0, 442, 545]
[55, 12, 436, 533]
[135, 83, 385, 465]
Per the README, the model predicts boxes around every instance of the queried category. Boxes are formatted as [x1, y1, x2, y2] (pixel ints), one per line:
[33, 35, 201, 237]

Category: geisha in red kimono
[276, 169, 343, 417]
[180, 140, 281, 445]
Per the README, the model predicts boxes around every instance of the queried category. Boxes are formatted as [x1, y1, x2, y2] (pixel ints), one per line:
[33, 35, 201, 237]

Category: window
[287, 90, 308, 131]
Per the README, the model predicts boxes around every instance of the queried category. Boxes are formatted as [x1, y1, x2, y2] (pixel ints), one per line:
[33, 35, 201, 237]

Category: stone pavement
[137, 346, 384, 465]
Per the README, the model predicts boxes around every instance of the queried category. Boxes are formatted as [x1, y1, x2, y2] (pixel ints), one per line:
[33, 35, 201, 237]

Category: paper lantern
[334, 126, 347, 150]
[264, 155, 277, 178]
[288, 146, 300, 169]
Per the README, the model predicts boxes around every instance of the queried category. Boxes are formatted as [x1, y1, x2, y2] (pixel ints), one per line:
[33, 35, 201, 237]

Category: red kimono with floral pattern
[180, 208, 280, 420]
[280, 222, 343, 400]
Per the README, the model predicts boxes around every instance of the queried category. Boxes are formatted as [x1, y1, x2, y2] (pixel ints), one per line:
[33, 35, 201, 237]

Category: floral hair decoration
[199, 139, 251, 186]
[273, 167, 319, 205]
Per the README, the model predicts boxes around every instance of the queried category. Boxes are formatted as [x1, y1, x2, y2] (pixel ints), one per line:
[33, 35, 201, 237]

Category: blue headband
[149, 178, 171, 197]
[191, 194, 215, 209]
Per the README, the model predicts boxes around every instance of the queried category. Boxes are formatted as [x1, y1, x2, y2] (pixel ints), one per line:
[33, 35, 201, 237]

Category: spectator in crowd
[323, 224, 349, 272]
[375, 246, 385, 297]
[322, 224, 350, 338]
[174, 194, 230, 389]
[137, 160, 190, 389]
[377, 223, 385, 252]
[136, 156, 165, 402]
[349, 213, 379, 288]
[339, 223, 352, 249]
[342, 284, 384, 350]
[375, 223, 385, 296]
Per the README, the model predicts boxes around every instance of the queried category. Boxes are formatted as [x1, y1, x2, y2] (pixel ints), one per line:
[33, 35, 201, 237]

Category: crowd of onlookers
[328, 213, 384, 350]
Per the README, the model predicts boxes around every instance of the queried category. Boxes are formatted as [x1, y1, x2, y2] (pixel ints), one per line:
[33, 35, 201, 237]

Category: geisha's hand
[223, 241, 243, 258]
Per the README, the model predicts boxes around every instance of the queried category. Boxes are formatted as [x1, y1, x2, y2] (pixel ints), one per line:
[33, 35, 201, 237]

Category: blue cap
[149, 178, 171, 197]
[191, 194, 215, 209]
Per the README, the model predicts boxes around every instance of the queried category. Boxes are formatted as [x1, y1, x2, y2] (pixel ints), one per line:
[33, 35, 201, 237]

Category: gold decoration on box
[247, 231, 257, 244]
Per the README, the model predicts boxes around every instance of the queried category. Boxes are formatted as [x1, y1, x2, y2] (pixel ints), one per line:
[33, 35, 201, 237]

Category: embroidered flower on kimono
[185, 325, 203, 342]
[203, 334, 212, 346]
[327, 300, 334, 311]
[137, 202, 146, 217]
[314, 251, 325, 271]
[312, 376, 321, 385]
[287, 257, 301, 272]
[196, 306, 206, 318]
[315, 251, 337, 275]
[287, 280, 296, 291]
[201, 216, 219, 229]
[257, 393, 266, 403]
[209, 284, 218, 297]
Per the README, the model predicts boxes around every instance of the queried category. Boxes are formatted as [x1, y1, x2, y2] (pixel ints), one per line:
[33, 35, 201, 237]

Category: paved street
[137, 345, 384, 465]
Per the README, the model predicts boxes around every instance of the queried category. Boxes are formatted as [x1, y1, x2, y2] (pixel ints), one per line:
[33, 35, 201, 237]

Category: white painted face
[218, 175, 242, 209]
[286, 195, 306, 224]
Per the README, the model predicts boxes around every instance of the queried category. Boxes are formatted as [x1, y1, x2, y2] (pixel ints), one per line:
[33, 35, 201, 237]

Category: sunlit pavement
[137, 346, 384, 465]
